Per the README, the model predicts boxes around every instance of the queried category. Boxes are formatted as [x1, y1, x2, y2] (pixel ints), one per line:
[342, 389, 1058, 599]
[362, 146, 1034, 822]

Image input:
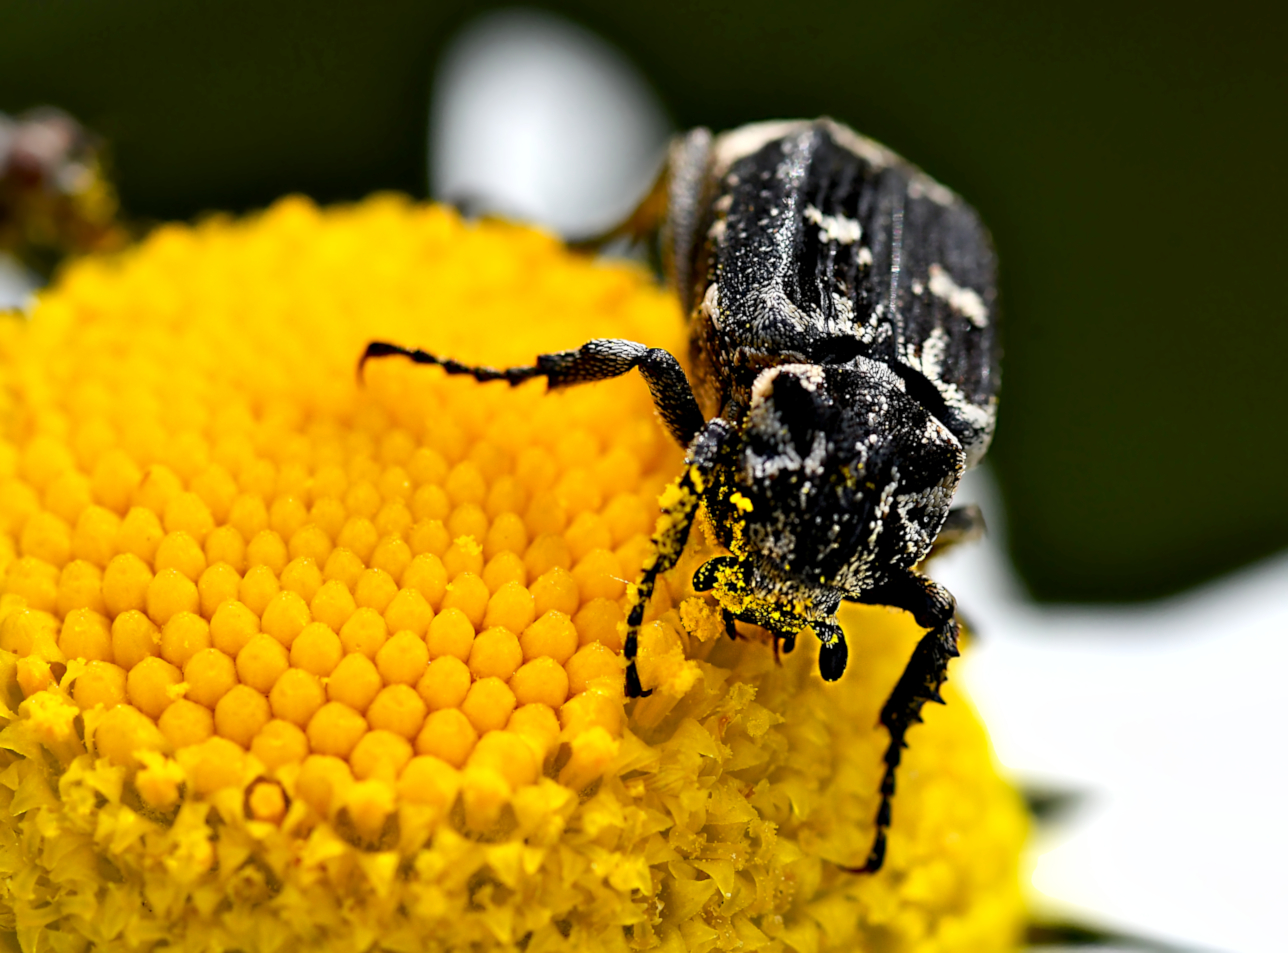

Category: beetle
[361, 117, 999, 873]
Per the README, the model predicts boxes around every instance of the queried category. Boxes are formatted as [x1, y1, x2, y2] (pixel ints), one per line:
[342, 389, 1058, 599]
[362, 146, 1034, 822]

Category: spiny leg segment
[847, 572, 960, 873]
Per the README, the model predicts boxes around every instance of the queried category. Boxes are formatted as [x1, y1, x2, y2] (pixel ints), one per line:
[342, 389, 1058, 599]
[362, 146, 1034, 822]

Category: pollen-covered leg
[848, 573, 960, 874]
[360, 338, 706, 447]
[624, 420, 733, 697]
[624, 464, 704, 698]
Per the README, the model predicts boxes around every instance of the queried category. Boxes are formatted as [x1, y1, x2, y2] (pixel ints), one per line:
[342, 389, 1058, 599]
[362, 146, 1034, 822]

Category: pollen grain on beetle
[0, 195, 1027, 953]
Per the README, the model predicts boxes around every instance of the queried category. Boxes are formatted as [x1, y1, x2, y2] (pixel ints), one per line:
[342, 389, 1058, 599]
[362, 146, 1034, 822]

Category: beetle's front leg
[847, 572, 961, 874]
[360, 338, 706, 448]
[624, 419, 734, 697]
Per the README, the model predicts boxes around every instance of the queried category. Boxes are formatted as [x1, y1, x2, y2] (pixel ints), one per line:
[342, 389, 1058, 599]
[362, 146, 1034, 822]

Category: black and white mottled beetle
[362, 118, 999, 873]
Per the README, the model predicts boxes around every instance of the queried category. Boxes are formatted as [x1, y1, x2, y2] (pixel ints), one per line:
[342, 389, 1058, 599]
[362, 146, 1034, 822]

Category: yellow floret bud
[89, 449, 139, 514]
[310, 577, 357, 630]
[203, 524, 246, 572]
[214, 684, 270, 748]
[367, 683, 427, 739]
[147, 567, 200, 626]
[126, 655, 183, 719]
[350, 729, 413, 783]
[415, 707, 477, 768]
[260, 589, 310, 646]
[424, 606, 473, 661]
[519, 610, 578, 665]
[136, 752, 187, 809]
[442, 536, 484, 579]
[370, 532, 412, 578]
[197, 562, 241, 616]
[279, 554, 322, 602]
[116, 506, 164, 563]
[154, 530, 207, 582]
[296, 754, 354, 818]
[440, 572, 488, 628]
[416, 655, 471, 712]
[396, 755, 460, 811]
[382, 587, 432, 637]
[157, 698, 215, 748]
[482, 580, 535, 634]
[133, 465, 183, 516]
[160, 611, 210, 668]
[102, 552, 153, 617]
[306, 701, 367, 759]
[72, 660, 127, 709]
[375, 630, 429, 685]
[354, 567, 398, 613]
[238, 563, 279, 616]
[482, 512, 527, 562]
[250, 719, 309, 769]
[236, 633, 288, 693]
[268, 668, 325, 727]
[509, 657, 570, 709]
[401, 552, 447, 607]
[71, 505, 120, 567]
[467, 626, 523, 681]
[528, 566, 579, 618]
[94, 704, 169, 767]
[571, 548, 625, 601]
[327, 652, 382, 712]
[183, 647, 236, 708]
[573, 596, 624, 651]
[209, 599, 259, 656]
[507, 702, 561, 762]
[482, 551, 526, 591]
[20, 511, 70, 567]
[246, 529, 288, 574]
[110, 609, 160, 670]
[460, 676, 516, 735]
[565, 641, 624, 697]
[290, 621, 343, 676]
[179, 736, 248, 796]
[58, 607, 113, 662]
[56, 559, 107, 616]
[338, 606, 387, 658]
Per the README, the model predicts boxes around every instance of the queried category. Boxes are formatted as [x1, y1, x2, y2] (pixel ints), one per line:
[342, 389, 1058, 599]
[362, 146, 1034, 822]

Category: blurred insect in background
[0, 107, 125, 277]
[363, 117, 999, 873]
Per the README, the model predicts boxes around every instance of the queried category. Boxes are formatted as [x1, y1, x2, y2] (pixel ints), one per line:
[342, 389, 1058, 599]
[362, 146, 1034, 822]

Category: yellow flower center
[0, 195, 1027, 953]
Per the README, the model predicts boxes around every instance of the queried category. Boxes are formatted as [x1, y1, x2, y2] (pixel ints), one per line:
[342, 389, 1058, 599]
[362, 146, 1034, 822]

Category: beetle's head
[731, 359, 965, 595]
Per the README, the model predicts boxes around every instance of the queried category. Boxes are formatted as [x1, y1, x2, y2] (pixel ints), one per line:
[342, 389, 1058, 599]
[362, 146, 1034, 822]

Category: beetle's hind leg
[846, 572, 961, 874]
[360, 338, 706, 448]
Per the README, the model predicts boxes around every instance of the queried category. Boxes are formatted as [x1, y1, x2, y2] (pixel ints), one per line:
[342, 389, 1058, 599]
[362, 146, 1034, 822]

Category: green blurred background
[2, 0, 1285, 602]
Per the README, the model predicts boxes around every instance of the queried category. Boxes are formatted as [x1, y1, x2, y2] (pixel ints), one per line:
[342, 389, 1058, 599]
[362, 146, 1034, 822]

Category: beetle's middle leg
[846, 572, 961, 874]
[360, 337, 705, 447]
[925, 504, 986, 562]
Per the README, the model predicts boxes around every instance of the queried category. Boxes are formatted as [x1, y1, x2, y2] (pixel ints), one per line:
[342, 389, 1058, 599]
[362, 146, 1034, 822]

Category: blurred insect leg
[566, 158, 670, 253]
[846, 573, 960, 874]
[926, 503, 986, 562]
[361, 338, 706, 447]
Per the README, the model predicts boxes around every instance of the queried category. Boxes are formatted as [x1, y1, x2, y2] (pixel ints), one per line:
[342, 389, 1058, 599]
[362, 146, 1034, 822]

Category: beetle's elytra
[361, 118, 999, 873]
